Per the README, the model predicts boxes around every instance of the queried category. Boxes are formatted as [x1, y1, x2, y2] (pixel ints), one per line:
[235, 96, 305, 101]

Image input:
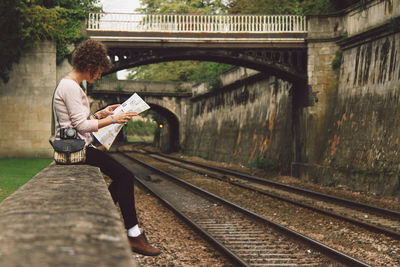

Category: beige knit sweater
[54, 78, 98, 145]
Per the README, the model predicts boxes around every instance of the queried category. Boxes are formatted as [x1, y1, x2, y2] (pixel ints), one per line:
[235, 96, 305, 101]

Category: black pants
[86, 146, 138, 229]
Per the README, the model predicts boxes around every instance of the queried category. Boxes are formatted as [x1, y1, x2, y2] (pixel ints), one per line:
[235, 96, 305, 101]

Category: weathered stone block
[184, 73, 293, 171]
[0, 164, 137, 267]
[0, 41, 55, 158]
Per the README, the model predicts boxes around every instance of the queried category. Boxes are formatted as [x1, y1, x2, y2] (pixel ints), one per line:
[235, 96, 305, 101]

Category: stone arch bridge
[86, 13, 312, 151]
[87, 13, 308, 84]
[89, 79, 193, 150]
[2, 1, 398, 196]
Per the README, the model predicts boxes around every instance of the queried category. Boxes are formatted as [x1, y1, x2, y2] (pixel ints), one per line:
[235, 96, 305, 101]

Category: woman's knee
[113, 179, 134, 198]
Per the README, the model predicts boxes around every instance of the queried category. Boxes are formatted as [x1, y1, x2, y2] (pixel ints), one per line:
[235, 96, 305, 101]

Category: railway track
[111, 152, 370, 266]
[134, 149, 400, 240]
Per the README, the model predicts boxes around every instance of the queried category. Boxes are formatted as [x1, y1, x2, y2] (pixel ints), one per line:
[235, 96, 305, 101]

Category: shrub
[248, 157, 279, 171]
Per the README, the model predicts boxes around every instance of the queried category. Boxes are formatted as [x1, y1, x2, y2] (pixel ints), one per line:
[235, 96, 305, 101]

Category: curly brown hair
[72, 39, 112, 78]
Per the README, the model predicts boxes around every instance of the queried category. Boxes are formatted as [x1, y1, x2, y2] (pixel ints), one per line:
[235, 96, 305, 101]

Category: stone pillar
[0, 41, 56, 158]
[56, 58, 73, 85]
[300, 15, 343, 164]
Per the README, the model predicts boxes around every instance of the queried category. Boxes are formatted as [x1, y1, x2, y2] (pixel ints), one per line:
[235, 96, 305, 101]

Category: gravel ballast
[111, 144, 400, 266]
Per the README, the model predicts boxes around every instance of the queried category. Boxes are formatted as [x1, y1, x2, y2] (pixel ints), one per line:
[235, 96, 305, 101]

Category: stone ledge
[0, 163, 137, 267]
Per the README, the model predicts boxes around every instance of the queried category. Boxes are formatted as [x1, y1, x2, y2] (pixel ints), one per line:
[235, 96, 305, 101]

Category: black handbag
[50, 138, 86, 164]
[49, 88, 86, 164]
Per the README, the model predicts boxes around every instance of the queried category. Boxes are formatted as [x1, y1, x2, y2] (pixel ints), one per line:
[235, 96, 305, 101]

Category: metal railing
[87, 13, 307, 33]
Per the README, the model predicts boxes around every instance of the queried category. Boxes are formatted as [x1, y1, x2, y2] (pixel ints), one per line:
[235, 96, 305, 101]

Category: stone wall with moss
[184, 72, 293, 172]
[297, 0, 400, 195]
[0, 41, 56, 158]
[314, 32, 400, 195]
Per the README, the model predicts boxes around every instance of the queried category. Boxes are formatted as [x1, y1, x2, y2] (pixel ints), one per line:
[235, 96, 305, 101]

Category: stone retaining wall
[0, 164, 137, 267]
[0, 41, 56, 158]
[310, 31, 400, 195]
[297, 0, 400, 195]
[184, 72, 293, 171]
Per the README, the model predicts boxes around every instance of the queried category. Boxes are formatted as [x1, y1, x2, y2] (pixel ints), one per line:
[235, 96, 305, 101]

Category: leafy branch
[0, 0, 100, 83]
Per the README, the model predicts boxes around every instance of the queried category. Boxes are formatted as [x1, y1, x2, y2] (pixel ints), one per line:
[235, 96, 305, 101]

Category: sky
[98, 0, 141, 12]
[97, 0, 142, 78]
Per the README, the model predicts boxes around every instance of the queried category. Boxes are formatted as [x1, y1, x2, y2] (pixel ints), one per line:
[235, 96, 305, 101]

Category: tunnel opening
[94, 53, 309, 170]
[148, 104, 180, 153]
[111, 104, 180, 153]
[124, 111, 158, 143]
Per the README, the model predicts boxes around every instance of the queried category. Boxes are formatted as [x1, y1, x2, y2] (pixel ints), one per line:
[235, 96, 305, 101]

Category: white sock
[127, 224, 141, 237]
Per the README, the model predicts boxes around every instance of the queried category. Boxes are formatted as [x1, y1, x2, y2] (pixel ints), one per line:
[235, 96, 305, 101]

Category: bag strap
[49, 87, 59, 144]
[49, 80, 85, 144]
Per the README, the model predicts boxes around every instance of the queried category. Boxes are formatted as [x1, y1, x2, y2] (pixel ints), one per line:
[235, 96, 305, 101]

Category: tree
[0, 0, 101, 82]
[128, 61, 201, 82]
[128, 0, 345, 89]
[128, 0, 231, 91]
[127, 61, 231, 91]
[226, 0, 337, 15]
[189, 62, 231, 91]
[138, 0, 227, 14]
[0, 0, 25, 82]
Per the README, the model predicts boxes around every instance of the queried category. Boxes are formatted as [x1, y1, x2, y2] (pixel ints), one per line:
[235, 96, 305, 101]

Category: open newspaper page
[93, 93, 150, 150]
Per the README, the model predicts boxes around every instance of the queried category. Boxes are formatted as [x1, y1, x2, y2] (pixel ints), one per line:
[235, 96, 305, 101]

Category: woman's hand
[113, 111, 138, 124]
[97, 111, 137, 129]
[97, 109, 137, 129]
[96, 104, 120, 119]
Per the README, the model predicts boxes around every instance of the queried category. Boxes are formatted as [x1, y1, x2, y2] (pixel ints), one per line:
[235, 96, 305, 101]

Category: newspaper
[93, 93, 150, 150]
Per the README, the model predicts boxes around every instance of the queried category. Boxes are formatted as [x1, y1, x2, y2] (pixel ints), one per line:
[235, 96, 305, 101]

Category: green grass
[127, 135, 154, 143]
[0, 158, 52, 202]
[125, 120, 157, 136]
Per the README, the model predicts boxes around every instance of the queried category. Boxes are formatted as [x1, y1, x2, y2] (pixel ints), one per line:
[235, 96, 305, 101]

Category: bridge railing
[87, 13, 307, 33]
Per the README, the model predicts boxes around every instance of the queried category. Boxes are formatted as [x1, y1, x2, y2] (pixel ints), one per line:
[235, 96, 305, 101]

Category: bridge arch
[87, 13, 308, 84]
[87, 12, 310, 153]
[148, 103, 180, 152]
[88, 88, 189, 152]
[106, 47, 307, 84]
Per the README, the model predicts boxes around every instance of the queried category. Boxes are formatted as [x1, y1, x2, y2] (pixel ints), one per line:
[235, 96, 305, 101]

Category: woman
[53, 39, 161, 256]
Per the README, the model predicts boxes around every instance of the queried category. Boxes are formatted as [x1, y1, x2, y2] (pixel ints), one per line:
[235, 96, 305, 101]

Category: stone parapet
[298, 0, 400, 195]
[307, 0, 400, 41]
[220, 67, 259, 87]
[343, 0, 400, 37]
[185, 73, 293, 170]
[0, 41, 56, 158]
[91, 78, 193, 94]
[0, 164, 137, 267]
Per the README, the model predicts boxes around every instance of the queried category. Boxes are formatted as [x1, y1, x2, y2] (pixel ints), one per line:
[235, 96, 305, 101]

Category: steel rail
[120, 152, 370, 267]
[142, 150, 400, 239]
[146, 150, 400, 219]
[123, 164, 250, 266]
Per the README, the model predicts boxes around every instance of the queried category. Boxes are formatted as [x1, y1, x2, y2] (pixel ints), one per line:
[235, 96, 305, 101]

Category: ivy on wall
[0, 0, 100, 83]
[331, 50, 343, 70]
[131, 0, 354, 89]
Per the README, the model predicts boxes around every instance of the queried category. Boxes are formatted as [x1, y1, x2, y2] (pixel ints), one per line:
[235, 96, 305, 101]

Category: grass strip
[0, 158, 52, 202]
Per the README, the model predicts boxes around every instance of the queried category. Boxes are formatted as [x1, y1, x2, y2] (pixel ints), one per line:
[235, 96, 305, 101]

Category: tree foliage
[0, 0, 100, 82]
[128, 61, 231, 91]
[137, 0, 352, 16]
[190, 62, 231, 91]
[138, 0, 227, 14]
[227, 0, 337, 15]
[130, 0, 231, 90]
[128, 61, 202, 82]
[130, 0, 343, 89]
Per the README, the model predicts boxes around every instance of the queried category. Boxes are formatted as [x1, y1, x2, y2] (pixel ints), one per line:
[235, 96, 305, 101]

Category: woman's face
[86, 69, 103, 83]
